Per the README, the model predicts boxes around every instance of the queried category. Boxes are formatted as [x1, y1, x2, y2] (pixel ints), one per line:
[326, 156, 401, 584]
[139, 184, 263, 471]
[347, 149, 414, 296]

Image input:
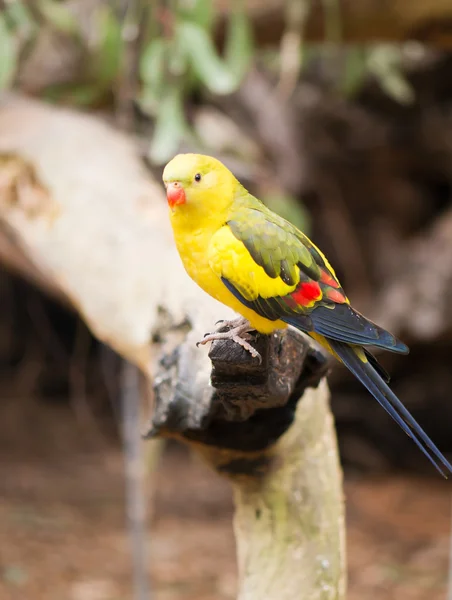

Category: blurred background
[0, 1, 452, 599]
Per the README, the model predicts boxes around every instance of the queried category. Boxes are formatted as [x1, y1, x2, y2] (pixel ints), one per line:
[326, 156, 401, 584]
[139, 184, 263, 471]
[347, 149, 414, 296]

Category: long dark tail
[329, 339, 452, 478]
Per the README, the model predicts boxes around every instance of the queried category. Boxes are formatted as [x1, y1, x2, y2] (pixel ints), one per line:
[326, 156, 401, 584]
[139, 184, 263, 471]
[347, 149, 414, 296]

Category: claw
[195, 332, 212, 347]
[195, 317, 262, 363]
[230, 334, 262, 363]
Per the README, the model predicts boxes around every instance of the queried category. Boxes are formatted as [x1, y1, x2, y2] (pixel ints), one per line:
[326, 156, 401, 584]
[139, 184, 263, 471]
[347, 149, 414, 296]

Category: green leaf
[178, 21, 238, 95]
[0, 15, 18, 90]
[5, 1, 35, 33]
[378, 71, 415, 105]
[191, 0, 214, 30]
[180, 0, 214, 29]
[138, 85, 159, 115]
[367, 46, 415, 104]
[42, 82, 104, 106]
[224, 8, 253, 81]
[168, 39, 188, 77]
[139, 38, 168, 113]
[341, 47, 368, 96]
[140, 38, 166, 87]
[149, 87, 187, 164]
[91, 5, 123, 88]
[37, 0, 78, 35]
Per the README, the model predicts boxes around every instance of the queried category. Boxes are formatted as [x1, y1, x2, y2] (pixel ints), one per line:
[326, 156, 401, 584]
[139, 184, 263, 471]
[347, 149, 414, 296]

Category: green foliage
[44, 3, 123, 105]
[139, 0, 253, 164]
[366, 45, 414, 104]
[140, 39, 167, 113]
[177, 21, 239, 95]
[0, 0, 415, 165]
[339, 45, 414, 103]
[149, 86, 188, 164]
[0, 0, 38, 90]
[91, 5, 123, 91]
[0, 14, 18, 90]
[36, 0, 78, 35]
[224, 9, 253, 85]
[341, 47, 368, 96]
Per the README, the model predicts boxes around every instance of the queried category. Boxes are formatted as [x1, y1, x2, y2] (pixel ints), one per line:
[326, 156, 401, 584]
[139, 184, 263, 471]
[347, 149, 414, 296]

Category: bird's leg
[196, 316, 262, 363]
[214, 316, 248, 328]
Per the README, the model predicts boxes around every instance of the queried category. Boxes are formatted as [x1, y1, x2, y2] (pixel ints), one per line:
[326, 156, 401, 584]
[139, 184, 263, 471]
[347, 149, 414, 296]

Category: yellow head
[162, 154, 239, 222]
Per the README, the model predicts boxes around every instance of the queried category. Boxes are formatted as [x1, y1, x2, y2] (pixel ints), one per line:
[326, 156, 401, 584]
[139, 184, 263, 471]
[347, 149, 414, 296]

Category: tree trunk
[233, 380, 345, 600]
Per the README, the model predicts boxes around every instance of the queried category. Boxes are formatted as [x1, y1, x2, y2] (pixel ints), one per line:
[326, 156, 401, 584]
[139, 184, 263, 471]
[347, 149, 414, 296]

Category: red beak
[166, 182, 186, 208]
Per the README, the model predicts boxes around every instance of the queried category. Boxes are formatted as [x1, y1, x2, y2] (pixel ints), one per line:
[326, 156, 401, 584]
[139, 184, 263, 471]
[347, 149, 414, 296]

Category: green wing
[227, 207, 333, 286]
[222, 205, 407, 353]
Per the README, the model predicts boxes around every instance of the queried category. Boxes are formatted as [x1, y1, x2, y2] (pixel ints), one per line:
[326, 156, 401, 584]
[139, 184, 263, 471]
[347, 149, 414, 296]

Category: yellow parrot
[163, 153, 451, 477]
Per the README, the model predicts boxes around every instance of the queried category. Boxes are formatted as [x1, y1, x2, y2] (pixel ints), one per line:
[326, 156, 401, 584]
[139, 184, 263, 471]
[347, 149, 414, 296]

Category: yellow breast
[170, 215, 286, 334]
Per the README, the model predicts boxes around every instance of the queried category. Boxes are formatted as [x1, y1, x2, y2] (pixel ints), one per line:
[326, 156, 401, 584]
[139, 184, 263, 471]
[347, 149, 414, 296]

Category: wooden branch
[148, 328, 346, 600]
[0, 93, 236, 374]
[217, 0, 452, 48]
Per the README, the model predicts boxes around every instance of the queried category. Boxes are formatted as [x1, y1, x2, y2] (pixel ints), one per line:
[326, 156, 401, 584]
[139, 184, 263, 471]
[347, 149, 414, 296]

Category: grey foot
[196, 317, 262, 363]
[214, 316, 248, 328]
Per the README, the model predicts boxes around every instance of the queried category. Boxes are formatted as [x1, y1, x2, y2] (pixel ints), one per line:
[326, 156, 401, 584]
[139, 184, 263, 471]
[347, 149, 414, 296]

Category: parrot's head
[162, 154, 238, 216]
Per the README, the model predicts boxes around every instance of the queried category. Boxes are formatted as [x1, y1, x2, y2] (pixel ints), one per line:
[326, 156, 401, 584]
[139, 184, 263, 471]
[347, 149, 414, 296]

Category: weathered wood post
[147, 326, 346, 600]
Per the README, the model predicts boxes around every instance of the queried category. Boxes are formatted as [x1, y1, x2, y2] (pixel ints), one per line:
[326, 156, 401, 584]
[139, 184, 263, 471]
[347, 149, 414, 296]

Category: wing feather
[228, 211, 322, 283]
[209, 209, 408, 353]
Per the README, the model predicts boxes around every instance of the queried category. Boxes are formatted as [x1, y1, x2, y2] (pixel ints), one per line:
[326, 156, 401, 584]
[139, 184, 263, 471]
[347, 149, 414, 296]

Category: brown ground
[0, 395, 450, 600]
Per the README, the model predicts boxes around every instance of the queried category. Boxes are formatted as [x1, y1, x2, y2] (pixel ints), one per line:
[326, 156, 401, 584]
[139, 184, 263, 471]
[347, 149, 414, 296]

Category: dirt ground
[0, 395, 450, 600]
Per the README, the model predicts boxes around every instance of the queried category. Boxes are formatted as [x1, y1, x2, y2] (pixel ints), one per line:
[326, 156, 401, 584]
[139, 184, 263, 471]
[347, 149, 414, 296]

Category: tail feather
[363, 348, 391, 383]
[306, 304, 410, 354]
[329, 340, 452, 478]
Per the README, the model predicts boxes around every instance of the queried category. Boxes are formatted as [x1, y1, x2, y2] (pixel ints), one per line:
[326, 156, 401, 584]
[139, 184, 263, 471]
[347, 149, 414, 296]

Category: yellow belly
[173, 226, 286, 334]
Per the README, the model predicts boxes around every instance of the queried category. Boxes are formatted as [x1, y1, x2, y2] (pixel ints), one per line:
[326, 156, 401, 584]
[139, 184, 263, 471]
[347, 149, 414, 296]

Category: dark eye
[194, 173, 201, 182]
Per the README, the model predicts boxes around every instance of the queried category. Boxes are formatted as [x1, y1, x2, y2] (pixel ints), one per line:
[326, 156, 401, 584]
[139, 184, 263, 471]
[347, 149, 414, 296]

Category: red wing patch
[325, 288, 347, 304]
[291, 281, 322, 307]
[320, 268, 340, 288]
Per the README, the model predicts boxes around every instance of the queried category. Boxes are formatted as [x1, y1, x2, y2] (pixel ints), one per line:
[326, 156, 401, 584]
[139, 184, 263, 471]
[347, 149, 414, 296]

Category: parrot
[162, 153, 452, 477]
